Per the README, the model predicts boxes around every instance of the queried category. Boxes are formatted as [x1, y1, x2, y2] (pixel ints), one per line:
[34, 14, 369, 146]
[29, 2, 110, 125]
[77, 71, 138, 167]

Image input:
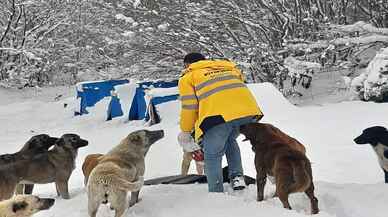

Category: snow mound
[115, 83, 137, 121]
[284, 57, 321, 74]
[352, 47, 388, 101]
[146, 87, 178, 97]
[335, 21, 388, 35]
[366, 47, 388, 83]
[248, 83, 297, 119]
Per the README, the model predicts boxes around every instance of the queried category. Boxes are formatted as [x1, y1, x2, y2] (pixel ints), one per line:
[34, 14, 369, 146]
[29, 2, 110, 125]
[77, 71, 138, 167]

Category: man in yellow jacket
[178, 53, 263, 192]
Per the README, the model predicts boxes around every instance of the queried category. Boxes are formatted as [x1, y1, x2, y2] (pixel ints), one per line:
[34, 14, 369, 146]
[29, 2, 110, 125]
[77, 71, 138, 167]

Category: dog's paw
[129, 198, 142, 207]
[129, 201, 136, 207]
[312, 208, 320, 215]
[61, 194, 70, 200]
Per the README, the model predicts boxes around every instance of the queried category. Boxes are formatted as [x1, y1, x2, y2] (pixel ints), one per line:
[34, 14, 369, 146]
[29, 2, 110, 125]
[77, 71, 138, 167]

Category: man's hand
[192, 149, 204, 162]
[178, 131, 201, 152]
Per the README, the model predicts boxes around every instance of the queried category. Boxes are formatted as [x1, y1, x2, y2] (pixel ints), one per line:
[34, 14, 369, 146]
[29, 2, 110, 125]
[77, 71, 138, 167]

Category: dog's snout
[151, 130, 164, 139]
[354, 135, 366, 144]
[76, 139, 89, 148]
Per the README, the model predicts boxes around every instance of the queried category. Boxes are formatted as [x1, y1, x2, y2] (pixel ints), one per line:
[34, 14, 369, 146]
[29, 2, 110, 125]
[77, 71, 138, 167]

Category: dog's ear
[40, 134, 51, 143]
[380, 133, 388, 146]
[239, 125, 249, 137]
[240, 124, 257, 141]
[240, 123, 254, 133]
[22, 137, 39, 151]
[12, 201, 28, 213]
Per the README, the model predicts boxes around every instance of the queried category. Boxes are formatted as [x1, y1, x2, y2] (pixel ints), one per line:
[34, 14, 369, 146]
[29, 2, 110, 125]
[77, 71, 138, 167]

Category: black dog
[354, 126, 388, 183]
[0, 134, 58, 165]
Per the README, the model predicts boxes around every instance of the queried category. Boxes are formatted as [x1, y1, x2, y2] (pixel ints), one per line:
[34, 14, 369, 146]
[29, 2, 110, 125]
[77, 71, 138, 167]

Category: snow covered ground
[1, 83, 388, 217]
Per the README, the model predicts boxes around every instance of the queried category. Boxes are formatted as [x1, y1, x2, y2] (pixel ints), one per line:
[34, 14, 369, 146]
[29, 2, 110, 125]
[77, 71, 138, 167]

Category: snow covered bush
[351, 47, 388, 102]
[1, 0, 387, 88]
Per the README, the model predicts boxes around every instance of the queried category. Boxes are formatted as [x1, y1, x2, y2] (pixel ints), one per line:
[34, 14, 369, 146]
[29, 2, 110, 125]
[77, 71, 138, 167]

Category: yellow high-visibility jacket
[179, 59, 263, 141]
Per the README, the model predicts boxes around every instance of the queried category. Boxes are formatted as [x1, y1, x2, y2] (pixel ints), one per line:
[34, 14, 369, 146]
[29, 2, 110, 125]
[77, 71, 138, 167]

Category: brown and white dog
[240, 123, 319, 214]
[0, 195, 54, 217]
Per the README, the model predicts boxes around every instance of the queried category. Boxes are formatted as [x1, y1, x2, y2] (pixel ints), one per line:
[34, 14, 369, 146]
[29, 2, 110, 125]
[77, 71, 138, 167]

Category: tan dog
[240, 123, 319, 214]
[0, 195, 54, 217]
[82, 154, 104, 186]
[87, 129, 164, 217]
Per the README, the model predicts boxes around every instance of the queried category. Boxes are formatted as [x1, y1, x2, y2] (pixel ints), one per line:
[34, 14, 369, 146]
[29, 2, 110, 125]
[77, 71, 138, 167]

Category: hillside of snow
[0, 83, 388, 217]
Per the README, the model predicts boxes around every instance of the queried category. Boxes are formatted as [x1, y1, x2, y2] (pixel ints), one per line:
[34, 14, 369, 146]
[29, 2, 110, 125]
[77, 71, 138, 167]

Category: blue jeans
[202, 116, 255, 192]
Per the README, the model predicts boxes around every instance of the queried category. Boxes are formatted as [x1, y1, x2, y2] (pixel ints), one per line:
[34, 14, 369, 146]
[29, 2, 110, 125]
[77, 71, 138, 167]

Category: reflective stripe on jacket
[178, 60, 263, 141]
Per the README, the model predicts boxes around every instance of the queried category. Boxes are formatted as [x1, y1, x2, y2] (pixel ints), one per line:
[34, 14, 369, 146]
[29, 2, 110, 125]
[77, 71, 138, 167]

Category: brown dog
[82, 154, 104, 186]
[240, 123, 319, 214]
[0, 134, 88, 200]
[0, 134, 58, 195]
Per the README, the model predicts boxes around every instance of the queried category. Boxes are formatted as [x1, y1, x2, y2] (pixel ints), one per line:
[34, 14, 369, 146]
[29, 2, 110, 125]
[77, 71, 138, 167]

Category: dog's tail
[87, 166, 144, 208]
[289, 157, 311, 193]
[89, 167, 144, 192]
[114, 175, 144, 191]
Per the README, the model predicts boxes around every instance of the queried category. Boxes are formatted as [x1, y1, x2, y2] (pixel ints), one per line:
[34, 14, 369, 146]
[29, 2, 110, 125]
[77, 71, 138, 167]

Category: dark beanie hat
[183, 53, 206, 64]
